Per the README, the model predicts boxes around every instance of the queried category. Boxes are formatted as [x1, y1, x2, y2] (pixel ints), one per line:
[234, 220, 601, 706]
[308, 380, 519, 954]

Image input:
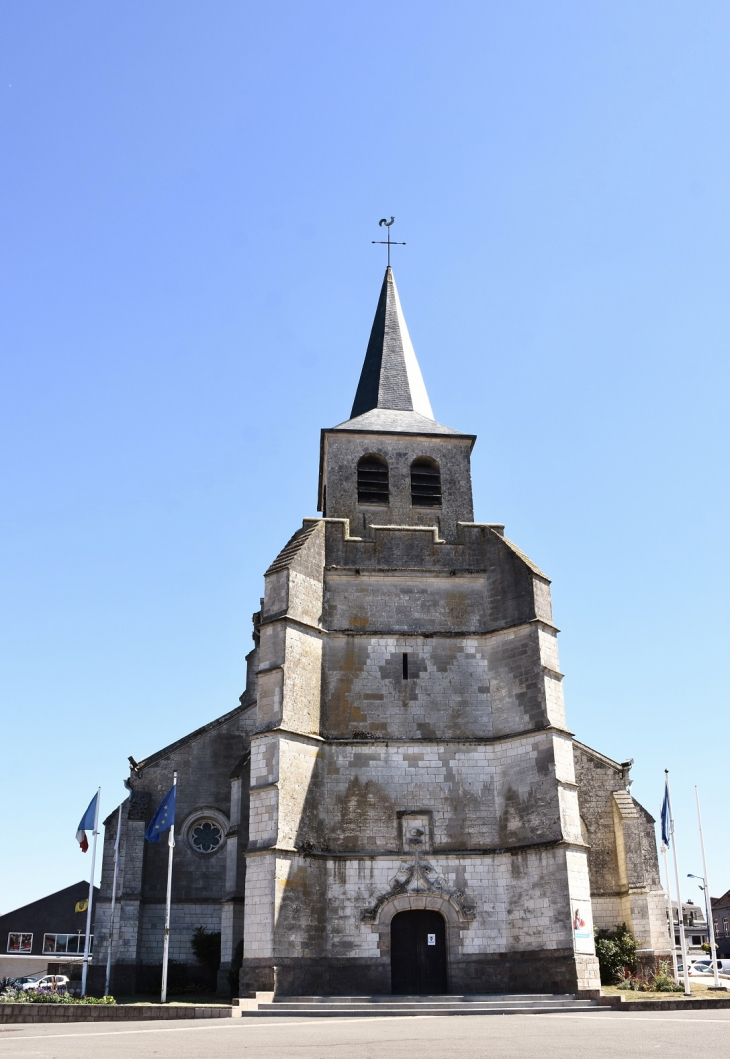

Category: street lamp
[687, 874, 709, 945]
[688, 873, 720, 986]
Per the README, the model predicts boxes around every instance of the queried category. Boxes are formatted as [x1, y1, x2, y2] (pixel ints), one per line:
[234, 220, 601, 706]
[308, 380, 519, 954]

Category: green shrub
[0, 987, 115, 1005]
[651, 962, 683, 992]
[191, 926, 221, 972]
[594, 923, 638, 984]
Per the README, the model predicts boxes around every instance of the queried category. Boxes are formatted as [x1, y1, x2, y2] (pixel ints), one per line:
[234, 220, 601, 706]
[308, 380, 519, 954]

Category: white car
[690, 959, 730, 976]
[15, 974, 69, 993]
[12, 975, 44, 991]
[686, 973, 730, 988]
[677, 957, 710, 974]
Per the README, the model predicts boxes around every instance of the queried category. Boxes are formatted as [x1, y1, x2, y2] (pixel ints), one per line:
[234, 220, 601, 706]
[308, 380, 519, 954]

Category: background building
[0, 882, 97, 981]
[712, 890, 730, 957]
[669, 899, 708, 956]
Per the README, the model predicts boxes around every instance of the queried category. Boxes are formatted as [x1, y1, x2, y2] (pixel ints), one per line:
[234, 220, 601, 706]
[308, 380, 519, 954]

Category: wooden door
[390, 910, 447, 994]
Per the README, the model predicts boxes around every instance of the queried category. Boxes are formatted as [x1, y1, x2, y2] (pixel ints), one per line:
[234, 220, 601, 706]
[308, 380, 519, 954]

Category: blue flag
[661, 778, 671, 847]
[144, 784, 176, 843]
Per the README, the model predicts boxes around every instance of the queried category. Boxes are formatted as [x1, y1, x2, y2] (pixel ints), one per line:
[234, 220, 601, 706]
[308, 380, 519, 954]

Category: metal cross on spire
[372, 217, 406, 267]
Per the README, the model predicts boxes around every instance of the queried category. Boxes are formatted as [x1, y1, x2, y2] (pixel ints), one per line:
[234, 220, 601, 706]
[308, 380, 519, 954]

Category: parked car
[15, 974, 69, 993]
[686, 974, 730, 988]
[690, 959, 730, 976]
[11, 975, 44, 991]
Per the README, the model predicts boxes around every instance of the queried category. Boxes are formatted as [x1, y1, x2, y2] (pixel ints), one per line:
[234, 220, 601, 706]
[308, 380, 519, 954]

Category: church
[91, 265, 669, 998]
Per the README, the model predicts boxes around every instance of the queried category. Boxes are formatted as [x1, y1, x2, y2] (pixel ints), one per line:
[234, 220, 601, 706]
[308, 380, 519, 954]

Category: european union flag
[144, 784, 176, 843]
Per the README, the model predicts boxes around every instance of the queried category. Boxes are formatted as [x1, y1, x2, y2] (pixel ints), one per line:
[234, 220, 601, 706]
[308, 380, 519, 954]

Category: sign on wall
[572, 907, 594, 954]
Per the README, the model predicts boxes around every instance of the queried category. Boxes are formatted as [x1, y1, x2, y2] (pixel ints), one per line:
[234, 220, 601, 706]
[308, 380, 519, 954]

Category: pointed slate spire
[350, 267, 434, 420]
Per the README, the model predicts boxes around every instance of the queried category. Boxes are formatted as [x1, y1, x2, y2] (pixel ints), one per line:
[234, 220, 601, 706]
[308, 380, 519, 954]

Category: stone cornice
[244, 837, 586, 859]
[321, 618, 560, 638]
[249, 727, 325, 745]
[257, 614, 324, 635]
[322, 722, 575, 746]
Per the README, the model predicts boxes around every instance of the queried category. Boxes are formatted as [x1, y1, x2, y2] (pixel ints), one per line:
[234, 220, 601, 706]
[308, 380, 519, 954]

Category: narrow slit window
[410, 457, 442, 507]
[357, 455, 389, 505]
[402, 652, 409, 679]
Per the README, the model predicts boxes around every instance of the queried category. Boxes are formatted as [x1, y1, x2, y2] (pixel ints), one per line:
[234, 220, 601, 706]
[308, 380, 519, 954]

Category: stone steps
[235, 993, 603, 1017]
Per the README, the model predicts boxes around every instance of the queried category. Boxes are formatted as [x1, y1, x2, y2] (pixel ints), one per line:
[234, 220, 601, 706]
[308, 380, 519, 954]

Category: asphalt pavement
[0, 1010, 728, 1059]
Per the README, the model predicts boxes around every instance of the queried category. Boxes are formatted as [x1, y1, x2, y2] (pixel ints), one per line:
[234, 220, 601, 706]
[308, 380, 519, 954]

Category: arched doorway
[390, 909, 447, 994]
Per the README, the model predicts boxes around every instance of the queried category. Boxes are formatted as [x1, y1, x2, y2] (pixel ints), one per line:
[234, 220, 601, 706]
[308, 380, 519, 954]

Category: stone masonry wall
[292, 735, 565, 853]
[321, 627, 566, 741]
[573, 741, 667, 953]
[322, 432, 474, 542]
[137, 902, 221, 965]
[271, 848, 579, 960]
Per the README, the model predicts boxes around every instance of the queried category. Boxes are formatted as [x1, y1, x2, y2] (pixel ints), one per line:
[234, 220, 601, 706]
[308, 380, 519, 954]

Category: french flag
[76, 793, 99, 853]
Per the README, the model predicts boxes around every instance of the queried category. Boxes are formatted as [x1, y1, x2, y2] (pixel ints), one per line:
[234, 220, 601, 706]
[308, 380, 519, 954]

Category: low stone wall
[0, 1004, 232, 1023]
[600, 995, 730, 1011]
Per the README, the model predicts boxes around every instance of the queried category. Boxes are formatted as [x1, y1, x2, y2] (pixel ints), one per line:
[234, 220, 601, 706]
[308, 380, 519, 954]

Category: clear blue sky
[1, 2, 728, 917]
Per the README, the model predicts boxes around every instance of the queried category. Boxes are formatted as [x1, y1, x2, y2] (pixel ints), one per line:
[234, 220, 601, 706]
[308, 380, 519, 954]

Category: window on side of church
[357, 455, 389, 505]
[190, 819, 224, 855]
[410, 457, 442, 507]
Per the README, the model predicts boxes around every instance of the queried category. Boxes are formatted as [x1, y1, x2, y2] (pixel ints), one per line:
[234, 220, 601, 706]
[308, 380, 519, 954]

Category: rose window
[190, 819, 223, 854]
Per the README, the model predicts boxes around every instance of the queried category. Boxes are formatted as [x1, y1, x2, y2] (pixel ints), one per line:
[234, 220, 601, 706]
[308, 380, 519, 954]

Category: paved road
[0, 1010, 728, 1059]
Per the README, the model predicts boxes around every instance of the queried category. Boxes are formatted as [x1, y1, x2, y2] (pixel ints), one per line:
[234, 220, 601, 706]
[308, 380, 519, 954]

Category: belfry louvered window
[410, 457, 442, 506]
[357, 455, 389, 505]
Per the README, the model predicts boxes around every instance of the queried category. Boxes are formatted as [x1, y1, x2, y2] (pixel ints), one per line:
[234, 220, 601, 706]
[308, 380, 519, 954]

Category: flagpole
[695, 786, 721, 989]
[665, 770, 691, 995]
[105, 803, 123, 997]
[81, 787, 100, 997]
[160, 771, 177, 1004]
[661, 842, 679, 981]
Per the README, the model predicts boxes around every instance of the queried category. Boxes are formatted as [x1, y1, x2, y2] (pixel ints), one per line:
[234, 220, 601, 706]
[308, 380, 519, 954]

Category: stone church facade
[91, 267, 668, 997]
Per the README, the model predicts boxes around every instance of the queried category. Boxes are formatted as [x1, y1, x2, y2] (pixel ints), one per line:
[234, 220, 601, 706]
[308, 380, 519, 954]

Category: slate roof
[333, 266, 466, 437]
[332, 407, 462, 435]
[265, 520, 320, 574]
[350, 266, 432, 419]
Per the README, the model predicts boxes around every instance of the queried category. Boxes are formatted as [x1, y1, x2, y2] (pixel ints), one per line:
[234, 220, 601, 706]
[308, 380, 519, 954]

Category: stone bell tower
[240, 266, 601, 996]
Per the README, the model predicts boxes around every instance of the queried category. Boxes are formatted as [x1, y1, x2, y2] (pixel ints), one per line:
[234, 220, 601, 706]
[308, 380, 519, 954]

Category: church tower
[240, 265, 603, 995]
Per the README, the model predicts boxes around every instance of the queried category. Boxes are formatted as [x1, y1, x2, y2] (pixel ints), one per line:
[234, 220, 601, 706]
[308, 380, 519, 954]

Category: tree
[190, 926, 221, 972]
[594, 923, 638, 984]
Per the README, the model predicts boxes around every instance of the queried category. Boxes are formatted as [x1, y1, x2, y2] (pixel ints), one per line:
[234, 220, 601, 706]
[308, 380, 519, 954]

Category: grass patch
[114, 994, 230, 1007]
[603, 981, 730, 1001]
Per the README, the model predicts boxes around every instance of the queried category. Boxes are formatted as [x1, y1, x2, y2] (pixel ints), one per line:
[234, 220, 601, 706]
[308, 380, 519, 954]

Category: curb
[599, 995, 730, 1011]
[0, 1004, 232, 1023]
